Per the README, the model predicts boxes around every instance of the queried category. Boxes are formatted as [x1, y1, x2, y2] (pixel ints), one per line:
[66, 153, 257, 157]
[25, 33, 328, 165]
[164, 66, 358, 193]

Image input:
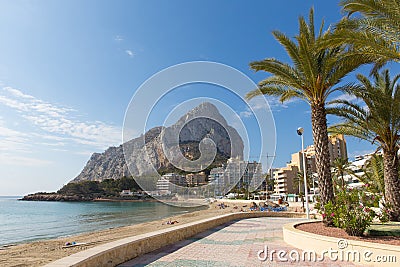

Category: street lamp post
[313, 174, 316, 201]
[298, 175, 301, 196]
[297, 127, 310, 219]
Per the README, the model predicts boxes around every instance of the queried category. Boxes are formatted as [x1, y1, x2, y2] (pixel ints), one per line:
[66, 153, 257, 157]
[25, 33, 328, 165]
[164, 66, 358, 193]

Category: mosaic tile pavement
[119, 217, 355, 267]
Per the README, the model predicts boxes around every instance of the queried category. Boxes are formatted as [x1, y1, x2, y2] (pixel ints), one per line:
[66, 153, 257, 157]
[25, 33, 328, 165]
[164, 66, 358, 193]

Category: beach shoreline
[0, 200, 307, 267]
[92, 197, 159, 202]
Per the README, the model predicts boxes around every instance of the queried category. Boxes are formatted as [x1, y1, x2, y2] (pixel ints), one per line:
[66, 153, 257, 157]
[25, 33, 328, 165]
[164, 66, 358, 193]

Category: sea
[0, 196, 205, 246]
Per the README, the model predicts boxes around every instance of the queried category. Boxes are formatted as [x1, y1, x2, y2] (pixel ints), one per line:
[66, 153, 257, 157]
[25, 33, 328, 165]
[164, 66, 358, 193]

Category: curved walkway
[119, 217, 354, 267]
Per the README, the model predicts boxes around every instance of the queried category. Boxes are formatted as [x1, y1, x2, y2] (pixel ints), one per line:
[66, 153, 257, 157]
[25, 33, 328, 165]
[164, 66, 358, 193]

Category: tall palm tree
[328, 69, 400, 220]
[323, 0, 400, 68]
[246, 8, 373, 209]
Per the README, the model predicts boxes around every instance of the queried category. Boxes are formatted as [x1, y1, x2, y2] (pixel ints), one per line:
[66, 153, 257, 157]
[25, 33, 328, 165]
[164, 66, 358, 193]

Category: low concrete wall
[46, 212, 304, 267]
[283, 220, 400, 267]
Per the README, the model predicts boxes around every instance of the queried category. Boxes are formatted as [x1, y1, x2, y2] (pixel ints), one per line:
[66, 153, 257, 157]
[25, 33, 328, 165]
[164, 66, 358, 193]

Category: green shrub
[320, 189, 376, 236]
[321, 202, 335, 227]
[377, 205, 391, 223]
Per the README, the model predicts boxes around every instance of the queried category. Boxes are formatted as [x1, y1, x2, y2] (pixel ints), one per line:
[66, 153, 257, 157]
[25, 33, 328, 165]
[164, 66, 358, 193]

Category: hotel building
[273, 134, 348, 195]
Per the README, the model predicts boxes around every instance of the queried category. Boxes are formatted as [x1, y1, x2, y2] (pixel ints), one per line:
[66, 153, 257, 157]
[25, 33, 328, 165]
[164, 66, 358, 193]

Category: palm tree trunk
[341, 172, 346, 190]
[383, 149, 400, 221]
[311, 102, 334, 208]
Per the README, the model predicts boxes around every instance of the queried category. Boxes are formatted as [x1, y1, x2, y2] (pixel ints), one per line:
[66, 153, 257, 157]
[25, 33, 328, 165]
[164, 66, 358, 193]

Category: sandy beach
[0, 200, 307, 267]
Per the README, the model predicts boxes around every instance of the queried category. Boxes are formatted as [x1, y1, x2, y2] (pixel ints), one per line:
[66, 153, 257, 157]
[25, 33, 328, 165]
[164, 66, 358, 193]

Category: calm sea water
[0, 196, 205, 246]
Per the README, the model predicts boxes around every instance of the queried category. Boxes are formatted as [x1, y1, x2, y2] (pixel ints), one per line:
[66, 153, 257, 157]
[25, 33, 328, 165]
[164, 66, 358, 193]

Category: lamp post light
[297, 127, 310, 219]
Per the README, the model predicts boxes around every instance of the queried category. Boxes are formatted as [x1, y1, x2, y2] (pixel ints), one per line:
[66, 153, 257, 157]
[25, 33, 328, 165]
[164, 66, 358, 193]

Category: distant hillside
[21, 177, 146, 201]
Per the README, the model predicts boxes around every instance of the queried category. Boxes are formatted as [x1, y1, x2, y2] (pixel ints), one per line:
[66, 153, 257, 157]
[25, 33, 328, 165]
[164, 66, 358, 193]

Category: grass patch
[367, 222, 400, 237]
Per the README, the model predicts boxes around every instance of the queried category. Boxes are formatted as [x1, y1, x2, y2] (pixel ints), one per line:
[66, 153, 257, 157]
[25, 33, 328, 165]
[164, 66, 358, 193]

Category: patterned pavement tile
[118, 217, 356, 267]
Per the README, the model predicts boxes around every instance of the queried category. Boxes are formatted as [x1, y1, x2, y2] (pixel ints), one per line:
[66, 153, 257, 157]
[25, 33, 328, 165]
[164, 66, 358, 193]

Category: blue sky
[0, 0, 397, 195]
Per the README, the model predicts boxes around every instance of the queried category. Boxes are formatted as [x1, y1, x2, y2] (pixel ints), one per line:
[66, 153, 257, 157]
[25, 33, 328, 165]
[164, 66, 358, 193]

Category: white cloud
[51, 148, 69, 152]
[31, 133, 68, 142]
[4, 87, 35, 99]
[125, 50, 134, 57]
[0, 119, 53, 166]
[0, 119, 31, 153]
[239, 110, 252, 118]
[267, 96, 300, 110]
[0, 154, 52, 166]
[239, 95, 301, 119]
[0, 87, 123, 151]
[36, 142, 66, 147]
[0, 87, 74, 115]
[331, 93, 358, 103]
[329, 93, 369, 113]
[239, 96, 283, 118]
[114, 35, 124, 41]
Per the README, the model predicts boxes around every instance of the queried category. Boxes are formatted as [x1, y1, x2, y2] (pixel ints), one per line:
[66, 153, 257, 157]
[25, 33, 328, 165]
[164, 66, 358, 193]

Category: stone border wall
[283, 220, 400, 267]
[46, 212, 304, 267]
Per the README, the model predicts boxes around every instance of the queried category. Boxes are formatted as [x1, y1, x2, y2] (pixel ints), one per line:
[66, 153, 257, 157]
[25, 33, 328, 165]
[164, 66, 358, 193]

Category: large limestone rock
[73, 102, 243, 182]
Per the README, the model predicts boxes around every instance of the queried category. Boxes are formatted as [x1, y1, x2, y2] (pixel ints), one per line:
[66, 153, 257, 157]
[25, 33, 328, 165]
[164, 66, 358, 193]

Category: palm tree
[359, 154, 385, 195]
[331, 157, 351, 190]
[293, 171, 313, 194]
[328, 69, 400, 220]
[246, 8, 373, 209]
[323, 0, 400, 68]
[265, 173, 275, 194]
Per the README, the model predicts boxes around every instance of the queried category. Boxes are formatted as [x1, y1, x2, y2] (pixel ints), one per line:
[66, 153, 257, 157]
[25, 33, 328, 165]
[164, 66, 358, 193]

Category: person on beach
[217, 202, 226, 209]
[163, 219, 179, 225]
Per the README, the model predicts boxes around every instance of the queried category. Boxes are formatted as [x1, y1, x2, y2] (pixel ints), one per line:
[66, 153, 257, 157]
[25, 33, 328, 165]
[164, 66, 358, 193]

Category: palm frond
[329, 123, 372, 141]
[250, 58, 302, 83]
[358, 153, 386, 194]
[330, 68, 400, 150]
[272, 31, 303, 72]
[332, 0, 400, 64]
[246, 86, 288, 100]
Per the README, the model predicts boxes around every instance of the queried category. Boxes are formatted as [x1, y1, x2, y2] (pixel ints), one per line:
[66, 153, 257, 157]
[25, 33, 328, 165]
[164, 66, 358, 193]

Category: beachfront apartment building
[273, 134, 348, 195]
[156, 173, 187, 195]
[328, 134, 348, 164]
[273, 165, 299, 195]
[209, 167, 225, 183]
[290, 146, 317, 174]
[342, 153, 374, 188]
[288, 134, 347, 173]
[186, 172, 207, 186]
[163, 173, 187, 186]
[156, 177, 170, 195]
[208, 167, 225, 196]
[208, 159, 263, 197]
[244, 161, 263, 192]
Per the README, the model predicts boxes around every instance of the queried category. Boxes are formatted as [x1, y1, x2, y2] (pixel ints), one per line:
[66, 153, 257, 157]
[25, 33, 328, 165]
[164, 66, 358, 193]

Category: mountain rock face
[73, 102, 244, 182]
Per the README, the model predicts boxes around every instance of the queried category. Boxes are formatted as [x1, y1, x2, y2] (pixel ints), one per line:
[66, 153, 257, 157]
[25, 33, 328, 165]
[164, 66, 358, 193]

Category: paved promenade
[119, 217, 354, 266]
